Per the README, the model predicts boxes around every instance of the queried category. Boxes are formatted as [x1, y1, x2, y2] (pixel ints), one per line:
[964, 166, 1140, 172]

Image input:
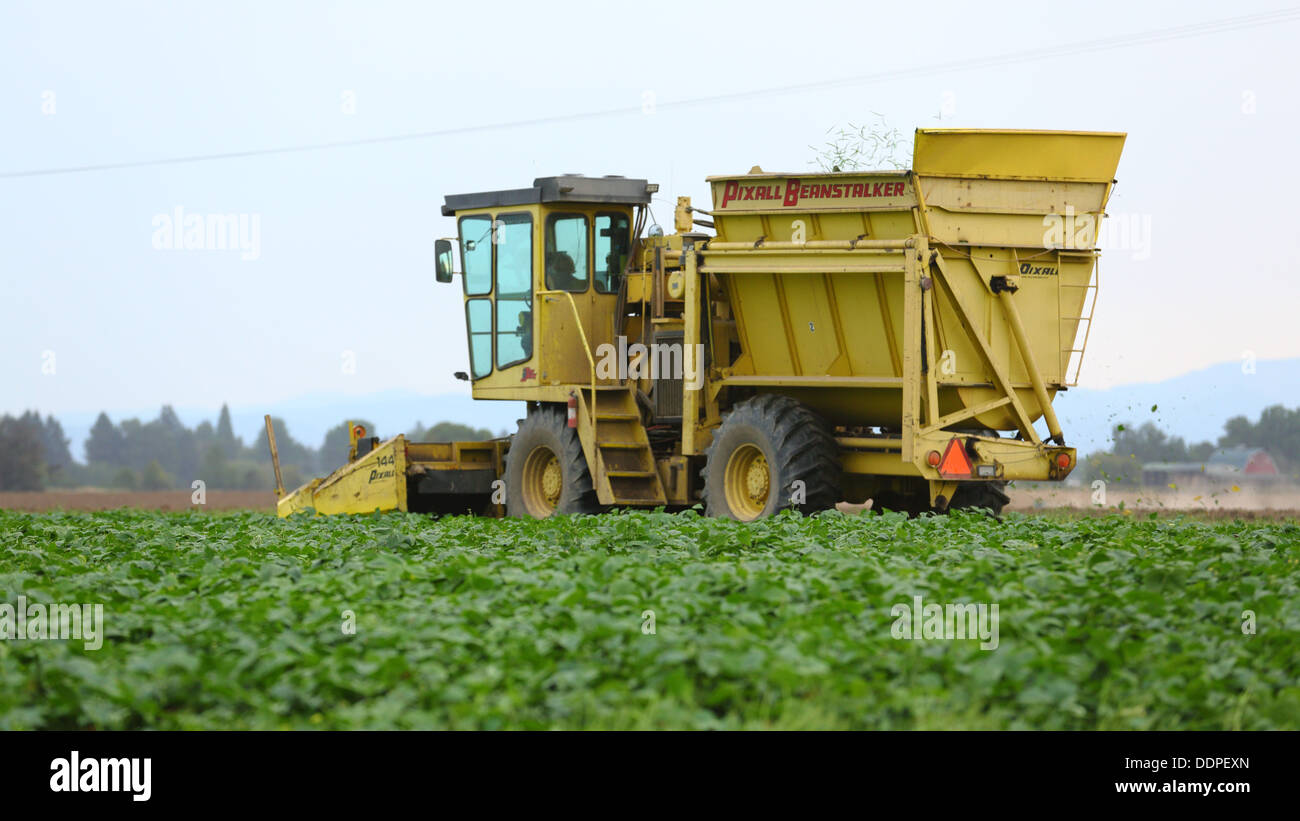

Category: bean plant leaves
[0, 509, 1296, 730]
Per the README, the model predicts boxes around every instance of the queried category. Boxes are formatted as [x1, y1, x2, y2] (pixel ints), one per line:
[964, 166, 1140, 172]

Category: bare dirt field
[0, 490, 277, 513]
[3, 485, 1297, 518]
[1006, 482, 1300, 514]
[837, 481, 1299, 519]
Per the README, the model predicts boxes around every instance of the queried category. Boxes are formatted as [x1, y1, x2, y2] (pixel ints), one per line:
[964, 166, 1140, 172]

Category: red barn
[1207, 446, 1279, 475]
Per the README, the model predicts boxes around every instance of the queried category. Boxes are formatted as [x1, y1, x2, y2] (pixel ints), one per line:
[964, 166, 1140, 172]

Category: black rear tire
[700, 394, 841, 520]
[871, 489, 932, 517]
[871, 480, 1009, 518]
[948, 481, 1011, 517]
[504, 406, 601, 518]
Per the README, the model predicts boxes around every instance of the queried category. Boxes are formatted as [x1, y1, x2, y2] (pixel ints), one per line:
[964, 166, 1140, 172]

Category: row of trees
[6, 402, 1295, 492]
[0, 405, 497, 492]
[1084, 404, 1300, 484]
[0, 412, 73, 491]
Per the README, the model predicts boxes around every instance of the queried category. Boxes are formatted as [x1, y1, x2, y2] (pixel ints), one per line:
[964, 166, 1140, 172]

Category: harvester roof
[441, 174, 653, 216]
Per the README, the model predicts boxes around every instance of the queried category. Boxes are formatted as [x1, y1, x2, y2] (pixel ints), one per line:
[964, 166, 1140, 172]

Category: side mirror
[435, 238, 457, 283]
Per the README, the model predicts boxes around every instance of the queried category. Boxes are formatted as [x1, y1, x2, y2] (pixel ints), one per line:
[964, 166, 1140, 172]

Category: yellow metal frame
[693, 230, 1075, 506]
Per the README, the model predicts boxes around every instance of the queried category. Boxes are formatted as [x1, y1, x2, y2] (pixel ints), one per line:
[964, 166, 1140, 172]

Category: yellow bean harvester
[274, 128, 1125, 520]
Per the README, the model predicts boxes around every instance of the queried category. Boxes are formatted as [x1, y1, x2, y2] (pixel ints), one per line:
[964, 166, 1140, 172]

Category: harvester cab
[278, 129, 1126, 521]
[434, 175, 655, 401]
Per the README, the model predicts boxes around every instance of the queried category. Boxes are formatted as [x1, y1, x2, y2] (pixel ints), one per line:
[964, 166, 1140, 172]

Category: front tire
[700, 395, 841, 520]
[505, 406, 601, 518]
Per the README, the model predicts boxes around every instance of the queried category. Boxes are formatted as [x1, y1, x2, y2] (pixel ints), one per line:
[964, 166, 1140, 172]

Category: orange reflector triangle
[937, 437, 972, 478]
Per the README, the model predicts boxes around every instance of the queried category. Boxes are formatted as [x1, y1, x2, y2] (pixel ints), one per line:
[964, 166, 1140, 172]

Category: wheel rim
[724, 443, 771, 520]
[521, 446, 562, 517]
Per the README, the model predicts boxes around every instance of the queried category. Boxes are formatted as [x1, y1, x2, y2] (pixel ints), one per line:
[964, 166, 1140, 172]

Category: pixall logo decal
[1019, 263, 1058, 277]
[719, 178, 907, 208]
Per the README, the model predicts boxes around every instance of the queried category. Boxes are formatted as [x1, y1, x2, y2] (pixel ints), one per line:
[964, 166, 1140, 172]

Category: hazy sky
[4, 0, 1299, 420]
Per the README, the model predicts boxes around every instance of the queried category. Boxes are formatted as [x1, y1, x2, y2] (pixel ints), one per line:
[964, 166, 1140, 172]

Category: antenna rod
[264, 414, 286, 497]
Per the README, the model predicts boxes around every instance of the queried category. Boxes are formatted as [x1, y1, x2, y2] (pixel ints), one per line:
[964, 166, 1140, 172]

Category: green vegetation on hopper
[1, 509, 1297, 729]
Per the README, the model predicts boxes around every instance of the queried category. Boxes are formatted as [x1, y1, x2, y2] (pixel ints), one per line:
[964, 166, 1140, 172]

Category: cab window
[494, 214, 532, 296]
[466, 298, 492, 379]
[459, 215, 493, 296]
[494, 213, 533, 368]
[545, 213, 588, 292]
[594, 212, 630, 294]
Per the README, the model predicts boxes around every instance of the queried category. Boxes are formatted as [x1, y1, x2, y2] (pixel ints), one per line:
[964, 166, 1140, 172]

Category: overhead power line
[3, 7, 1297, 180]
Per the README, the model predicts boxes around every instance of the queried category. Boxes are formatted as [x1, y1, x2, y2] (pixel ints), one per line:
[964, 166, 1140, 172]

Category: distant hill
[50, 358, 1300, 461]
[1055, 358, 1300, 456]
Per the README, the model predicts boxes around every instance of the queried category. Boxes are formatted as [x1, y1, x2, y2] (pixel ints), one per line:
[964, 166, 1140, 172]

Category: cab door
[458, 213, 495, 381]
[456, 211, 536, 387]
[537, 208, 632, 386]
